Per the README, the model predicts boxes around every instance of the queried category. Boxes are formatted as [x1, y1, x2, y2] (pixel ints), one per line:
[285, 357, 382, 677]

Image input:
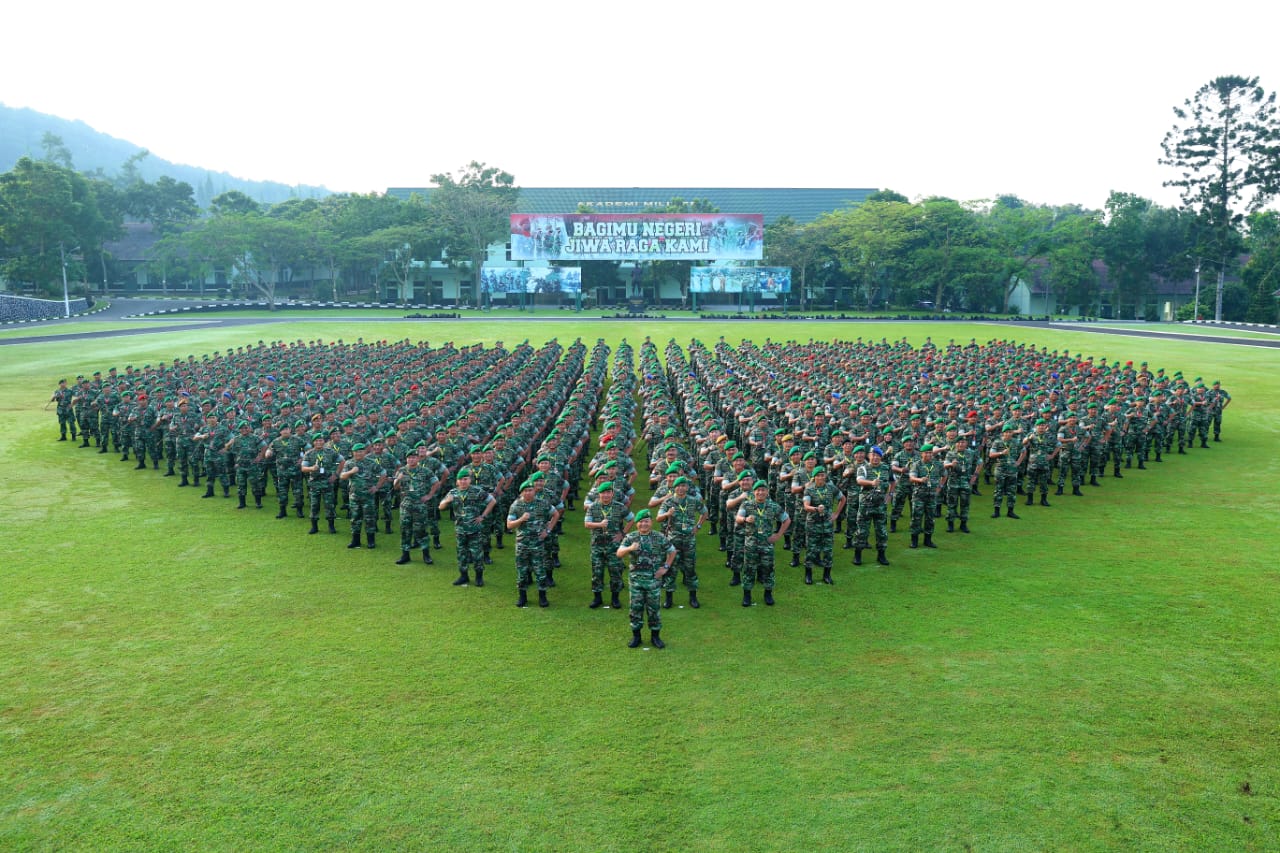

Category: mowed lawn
[2, 319, 1277, 851]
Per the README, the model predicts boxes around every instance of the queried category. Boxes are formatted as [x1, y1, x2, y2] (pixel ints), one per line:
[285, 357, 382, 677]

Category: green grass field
[2, 319, 1277, 851]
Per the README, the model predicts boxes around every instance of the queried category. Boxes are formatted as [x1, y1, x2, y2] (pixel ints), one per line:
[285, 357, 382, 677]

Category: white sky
[2, 1, 1276, 210]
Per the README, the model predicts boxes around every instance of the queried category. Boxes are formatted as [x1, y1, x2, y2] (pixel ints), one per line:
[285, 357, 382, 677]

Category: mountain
[0, 102, 331, 206]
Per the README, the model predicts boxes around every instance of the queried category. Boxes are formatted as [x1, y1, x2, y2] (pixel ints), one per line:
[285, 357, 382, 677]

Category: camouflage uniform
[586, 497, 632, 598]
[737, 493, 789, 599]
[619, 529, 674, 632]
[508, 493, 553, 595]
[658, 490, 706, 596]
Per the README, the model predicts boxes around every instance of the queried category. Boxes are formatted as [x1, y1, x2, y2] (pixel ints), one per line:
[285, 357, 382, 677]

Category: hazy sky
[3, 1, 1276, 210]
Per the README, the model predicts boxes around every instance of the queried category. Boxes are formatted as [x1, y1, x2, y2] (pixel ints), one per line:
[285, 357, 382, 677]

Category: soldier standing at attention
[908, 444, 945, 549]
[227, 421, 267, 509]
[51, 379, 75, 441]
[802, 466, 844, 585]
[617, 509, 675, 649]
[439, 470, 495, 587]
[507, 480, 553, 608]
[989, 425, 1021, 519]
[585, 481, 634, 610]
[301, 433, 342, 534]
[943, 435, 979, 533]
[656, 475, 706, 608]
[341, 442, 388, 550]
[854, 446, 892, 566]
[736, 480, 790, 608]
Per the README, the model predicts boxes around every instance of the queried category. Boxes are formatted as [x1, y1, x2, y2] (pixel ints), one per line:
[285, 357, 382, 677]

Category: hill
[0, 102, 331, 206]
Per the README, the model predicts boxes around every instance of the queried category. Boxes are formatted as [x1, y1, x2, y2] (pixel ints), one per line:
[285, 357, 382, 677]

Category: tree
[210, 190, 261, 217]
[1160, 75, 1280, 319]
[827, 200, 916, 309]
[908, 197, 990, 311]
[1242, 211, 1280, 323]
[40, 132, 74, 169]
[982, 197, 1060, 313]
[176, 211, 308, 306]
[765, 215, 828, 310]
[0, 157, 120, 297]
[428, 162, 518, 304]
[640, 197, 718, 306]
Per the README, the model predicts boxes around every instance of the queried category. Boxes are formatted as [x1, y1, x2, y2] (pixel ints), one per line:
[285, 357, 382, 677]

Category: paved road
[1010, 320, 1280, 349]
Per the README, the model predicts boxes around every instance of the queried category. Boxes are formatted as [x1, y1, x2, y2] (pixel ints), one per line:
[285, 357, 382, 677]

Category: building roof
[103, 221, 158, 262]
[384, 187, 877, 225]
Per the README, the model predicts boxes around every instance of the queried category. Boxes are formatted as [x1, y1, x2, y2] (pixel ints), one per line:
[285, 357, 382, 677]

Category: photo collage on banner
[690, 266, 791, 294]
[481, 265, 582, 295]
[510, 213, 764, 262]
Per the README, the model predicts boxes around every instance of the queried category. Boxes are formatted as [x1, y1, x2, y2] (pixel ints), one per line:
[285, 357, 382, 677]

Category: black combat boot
[822, 569, 834, 585]
[742, 589, 752, 607]
[366, 531, 376, 549]
[689, 590, 699, 609]
[947, 519, 955, 532]
[237, 495, 247, 509]
[1073, 486, 1084, 496]
[432, 535, 441, 550]
[538, 589, 549, 608]
[347, 532, 362, 549]
[1137, 461, 1146, 470]
[650, 631, 665, 649]
[276, 507, 287, 519]
[1006, 508, 1020, 519]
[610, 591, 621, 609]
[628, 629, 642, 648]
[135, 460, 147, 470]
[223, 485, 230, 498]
[203, 484, 216, 499]
[804, 567, 813, 585]
[923, 534, 937, 549]
[877, 549, 890, 566]
[843, 536, 854, 550]
[179, 476, 189, 487]
[763, 589, 775, 606]
[517, 589, 528, 608]
[308, 520, 319, 534]
[971, 485, 981, 496]
[494, 532, 504, 549]
[890, 519, 898, 533]
[590, 592, 603, 609]
[384, 520, 392, 534]
[1025, 494, 1034, 506]
[1040, 495, 1050, 507]
[546, 568, 556, 588]
[853, 548, 863, 566]
[163, 468, 174, 476]
[474, 569, 484, 587]
[327, 519, 336, 534]
[1055, 486, 1064, 496]
[789, 551, 800, 568]
[664, 591, 673, 609]
[422, 548, 433, 564]
[729, 571, 741, 587]
[395, 550, 411, 565]
[910, 534, 919, 549]
[1090, 476, 1100, 486]
[452, 571, 469, 586]
[783, 533, 792, 551]
[483, 549, 492, 565]
[992, 508, 1001, 518]
[254, 494, 262, 508]
[296, 506, 304, 517]
[959, 520, 970, 533]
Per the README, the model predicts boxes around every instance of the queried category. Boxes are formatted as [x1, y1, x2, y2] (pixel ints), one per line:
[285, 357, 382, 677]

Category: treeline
[763, 191, 1279, 322]
[0, 155, 516, 305]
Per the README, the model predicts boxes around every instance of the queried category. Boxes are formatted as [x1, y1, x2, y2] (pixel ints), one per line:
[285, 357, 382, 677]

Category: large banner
[690, 266, 792, 294]
[510, 213, 764, 261]
[480, 265, 582, 294]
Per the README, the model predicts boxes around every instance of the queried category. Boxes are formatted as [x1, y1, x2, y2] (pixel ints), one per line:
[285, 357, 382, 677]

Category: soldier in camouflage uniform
[341, 442, 387, 549]
[227, 421, 268, 509]
[267, 423, 306, 517]
[889, 436, 918, 533]
[1209, 380, 1230, 442]
[736, 480, 791, 607]
[507, 480, 553, 607]
[439, 470, 495, 587]
[942, 435, 979, 533]
[301, 433, 342, 533]
[196, 411, 232, 498]
[989, 425, 1021, 519]
[584, 481, 633, 609]
[853, 446, 892, 566]
[802, 466, 844, 585]
[908, 444, 945, 549]
[656, 476, 706, 608]
[617, 509, 675, 648]
[394, 449, 440, 565]
[51, 378, 76, 441]
[1055, 412, 1087, 496]
[1024, 419, 1058, 506]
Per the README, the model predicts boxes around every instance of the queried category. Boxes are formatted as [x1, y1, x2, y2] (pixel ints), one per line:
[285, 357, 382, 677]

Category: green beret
[852, 445, 866, 453]
[634, 509, 652, 521]
[1035, 418, 1046, 426]
[351, 442, 366, 451]
[789, 446, 803, 456]
[753, 479, 769, 490]
[597, 481, 614, 492]
[529, 472, 545, 482]
[673, 476, 690, 487]
[803, 451, 816, 460]
[920, 444, 934, 452]
[341, 418, 354, 426]
[520, 479, 536, 491]
[1002, 424, 1015, 432]
[812, 466, 825, 474]
[665, 463, 681, 474]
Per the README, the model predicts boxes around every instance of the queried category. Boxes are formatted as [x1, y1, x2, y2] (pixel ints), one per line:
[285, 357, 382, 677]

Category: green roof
[385, 186, 875, 225]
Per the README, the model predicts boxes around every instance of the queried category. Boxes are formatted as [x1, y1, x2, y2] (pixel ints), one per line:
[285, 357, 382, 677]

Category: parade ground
[2, 310, 1277, 850]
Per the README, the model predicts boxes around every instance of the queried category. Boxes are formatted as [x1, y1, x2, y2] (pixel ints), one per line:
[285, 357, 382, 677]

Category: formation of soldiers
[52, 334, 1233, 649]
